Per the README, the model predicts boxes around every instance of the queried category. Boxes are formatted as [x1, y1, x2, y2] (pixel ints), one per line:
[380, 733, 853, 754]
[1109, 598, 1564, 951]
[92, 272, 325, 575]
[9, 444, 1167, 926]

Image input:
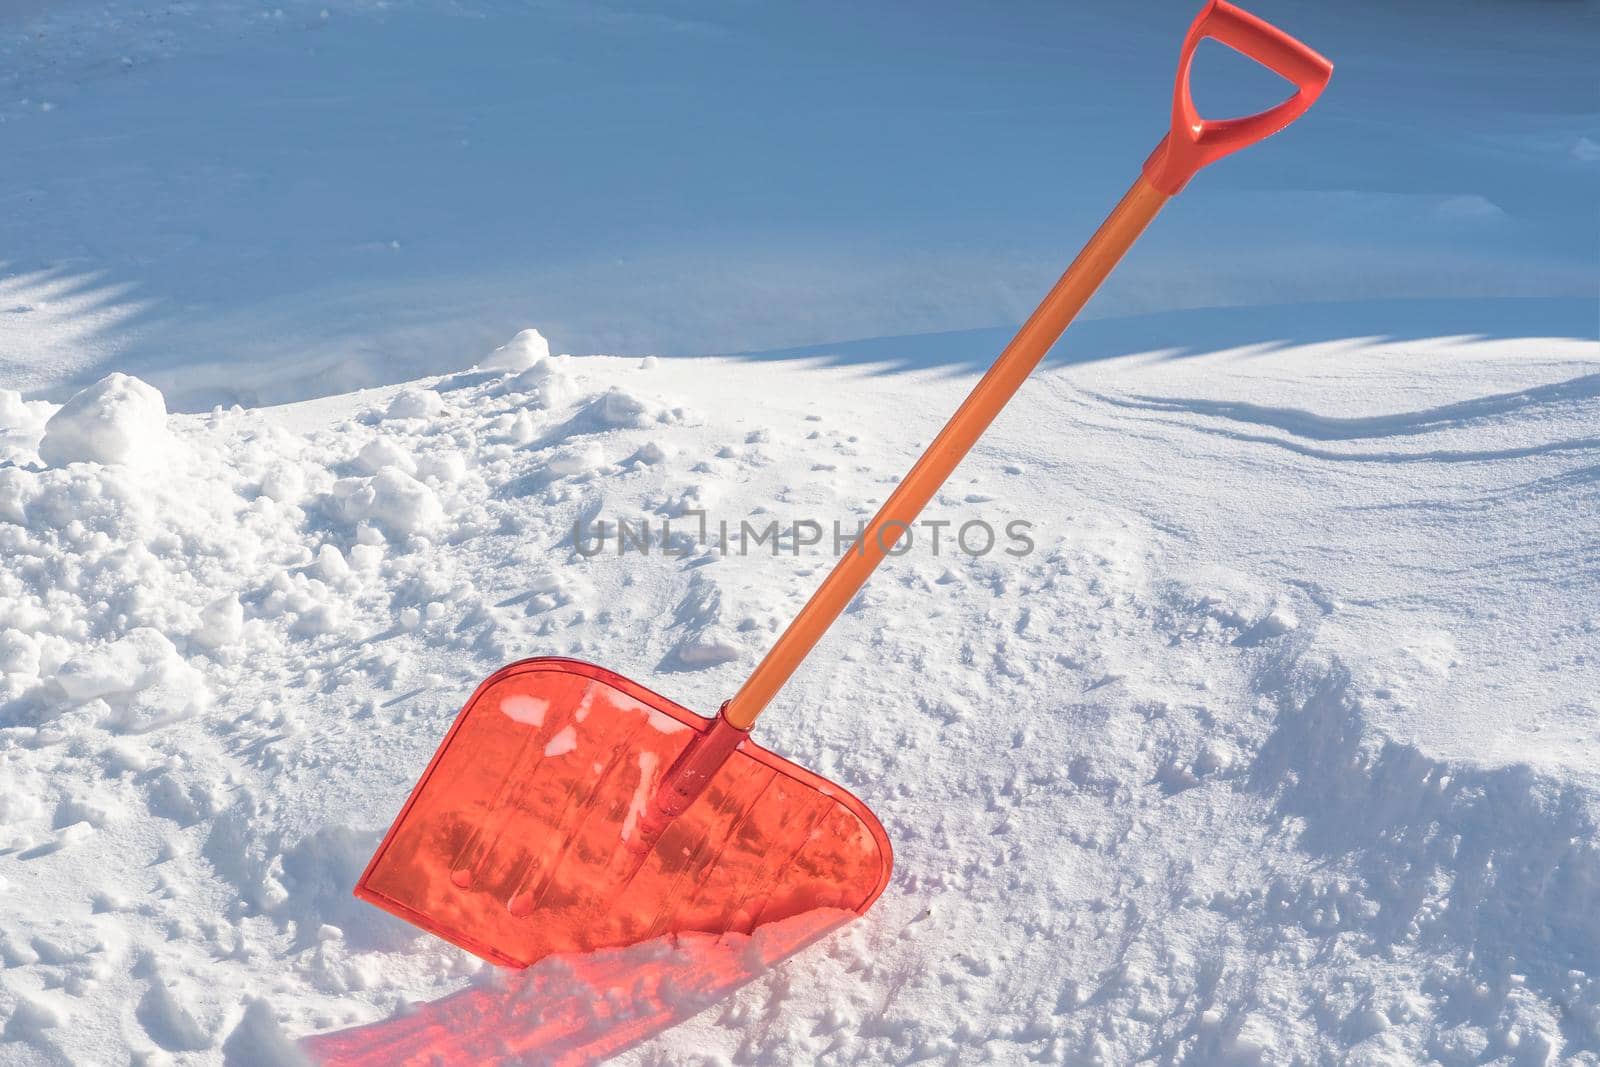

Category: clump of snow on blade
[499, 694, 548, 727]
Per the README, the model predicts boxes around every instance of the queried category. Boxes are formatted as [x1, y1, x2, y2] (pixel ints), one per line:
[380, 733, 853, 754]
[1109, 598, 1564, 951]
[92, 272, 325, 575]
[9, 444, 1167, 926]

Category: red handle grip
[1143, 0, 1333, 195]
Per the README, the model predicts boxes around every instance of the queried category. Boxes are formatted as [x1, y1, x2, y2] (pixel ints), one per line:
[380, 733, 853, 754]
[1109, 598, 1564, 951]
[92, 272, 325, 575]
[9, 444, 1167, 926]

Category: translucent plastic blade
[356, 658, 892, 969]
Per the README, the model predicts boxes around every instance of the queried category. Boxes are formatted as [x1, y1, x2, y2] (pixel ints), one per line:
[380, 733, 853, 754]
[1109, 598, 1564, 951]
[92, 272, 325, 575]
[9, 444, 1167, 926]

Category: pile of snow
[37, 372, 174, 468]
[330, 468, 445, 537]
[502, 355, 577, 410]
[1, 323, 1596, 1064]
[52, 627, 209, 733]
[1, 389, 42, 429]
[383, 389, 442, 422]
[478, 328, 551, 373]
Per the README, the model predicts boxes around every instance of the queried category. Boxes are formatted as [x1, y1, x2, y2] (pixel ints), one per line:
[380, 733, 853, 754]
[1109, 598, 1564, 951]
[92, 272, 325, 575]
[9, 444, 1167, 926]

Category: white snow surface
[36, 372, 172, 469]
[2, 321, 1599, 1064]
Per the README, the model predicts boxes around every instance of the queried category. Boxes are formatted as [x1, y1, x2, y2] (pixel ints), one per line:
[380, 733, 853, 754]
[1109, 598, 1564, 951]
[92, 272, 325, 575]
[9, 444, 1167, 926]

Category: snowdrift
[1, 318, 1597, 1064]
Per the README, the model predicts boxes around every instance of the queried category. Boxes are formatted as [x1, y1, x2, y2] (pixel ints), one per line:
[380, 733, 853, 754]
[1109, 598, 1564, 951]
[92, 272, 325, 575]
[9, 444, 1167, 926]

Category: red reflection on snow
[301, 908, 850, 1067]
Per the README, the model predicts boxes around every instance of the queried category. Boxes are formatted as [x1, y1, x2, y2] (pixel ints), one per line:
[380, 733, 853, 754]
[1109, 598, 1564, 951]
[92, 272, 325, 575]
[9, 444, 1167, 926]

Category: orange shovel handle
[1144, 0, 1333, 195]
[720, 1, 1330, 733]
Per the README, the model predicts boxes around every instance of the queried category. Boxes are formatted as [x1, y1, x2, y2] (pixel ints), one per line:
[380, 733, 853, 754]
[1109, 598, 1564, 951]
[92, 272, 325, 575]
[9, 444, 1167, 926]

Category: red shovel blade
[356, 658, 892, 969]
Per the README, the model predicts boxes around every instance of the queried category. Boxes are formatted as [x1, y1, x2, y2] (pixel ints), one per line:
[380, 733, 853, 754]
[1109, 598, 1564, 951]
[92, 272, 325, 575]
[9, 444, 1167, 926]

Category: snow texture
[1, 1, 1596, 1062]
[479, 329, 553, 374]
[2, 0, 1593, 411]
[1, 317, 1597, 1065]
[37, 373, 172, 469]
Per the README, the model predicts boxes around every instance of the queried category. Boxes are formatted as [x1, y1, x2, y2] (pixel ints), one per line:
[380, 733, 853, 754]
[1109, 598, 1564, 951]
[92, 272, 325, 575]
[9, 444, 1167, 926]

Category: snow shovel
[356, 0, 1332, 970]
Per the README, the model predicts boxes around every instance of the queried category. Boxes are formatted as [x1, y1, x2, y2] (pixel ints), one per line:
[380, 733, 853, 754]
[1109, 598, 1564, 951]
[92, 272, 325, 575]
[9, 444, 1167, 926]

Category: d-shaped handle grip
[1143, 0, 1333, 195]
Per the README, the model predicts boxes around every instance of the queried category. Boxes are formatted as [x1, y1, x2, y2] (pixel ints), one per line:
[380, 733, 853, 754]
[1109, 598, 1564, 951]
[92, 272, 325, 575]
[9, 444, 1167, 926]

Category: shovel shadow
[299, 908, 852, 1066]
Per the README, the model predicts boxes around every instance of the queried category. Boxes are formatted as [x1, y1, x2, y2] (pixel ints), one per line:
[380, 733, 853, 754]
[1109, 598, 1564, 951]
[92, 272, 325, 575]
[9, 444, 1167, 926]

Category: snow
[499, 694, 547, 728]
[2, 0, 1597, 1061]
[330, 468, 445, 537]
[479, 329, 552, 374]
[542, 725, 579, 758]
[3, 1, 1593, 412]
[382, 389, 443, 423]
[36, 372, 172, 469]
[1, 316, 1596, 1063]
[353, 438, 415, 477]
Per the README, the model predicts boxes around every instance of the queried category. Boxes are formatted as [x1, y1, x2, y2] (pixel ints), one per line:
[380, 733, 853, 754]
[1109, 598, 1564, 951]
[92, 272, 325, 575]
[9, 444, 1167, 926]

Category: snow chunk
[56, 785, 120, 829]
[587, 387, 653, 429]
[0, 628, 41, 682]
[0, 388, 28, 426]
[543, 725, 578, 756]
[333, 469, 444, 535]
[504, 356, 575, 408]
[514, 570, 586, 614]
[480, 328, 551, 372]
[501, 695, 548, 727]
[416, 452, 466, 485]
[385, 388, 443, 421]
[54, 628, 180, 702]
[314, 543, 351, 581]
[1222, 1014, 1281, 1066]
[51, 628, 209, 732]
[619, 750, 661, 843]
[7, 992, 68, 1040]
[349, 542, 383, 571]
[0, 467, 28, 524]
[544, 443, 605, 480]
[506, 410, 536, 444]
[507, 355, 558, 387]
[221, 999, 302, 1064]
[38, 373, 173, 468]
[275, 826, 418, 952]
[0, 388, 52, 463]
[135, 956, 215, 1052]
[259, 462, 306, 504]
[674, 633, 742, 668]
[647, 709, 690, 735]
[193, 595, 244, 650]
[1258, 607, 1298, 636]
[665, 572, 744, 669]
[356, 436, 417, 475]
[627, 440, 666, 466]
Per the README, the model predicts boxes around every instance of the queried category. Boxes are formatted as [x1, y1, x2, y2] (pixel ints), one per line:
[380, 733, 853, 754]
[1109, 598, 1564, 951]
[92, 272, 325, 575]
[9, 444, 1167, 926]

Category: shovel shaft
[722, 175, 1169, 731]
[718, 0, 1331, 733]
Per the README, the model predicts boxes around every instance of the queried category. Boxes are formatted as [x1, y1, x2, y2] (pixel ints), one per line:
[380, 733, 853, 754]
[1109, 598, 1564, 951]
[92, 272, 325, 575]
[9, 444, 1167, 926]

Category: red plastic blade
[355, 658, 892, 969]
